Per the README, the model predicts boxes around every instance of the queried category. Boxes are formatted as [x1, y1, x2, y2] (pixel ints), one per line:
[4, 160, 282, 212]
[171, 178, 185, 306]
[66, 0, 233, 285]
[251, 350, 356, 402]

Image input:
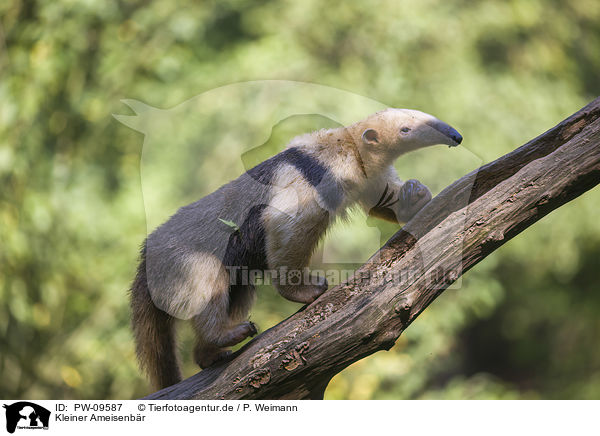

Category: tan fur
[151, 253, 230, 320]
[263, 165, 330, 303]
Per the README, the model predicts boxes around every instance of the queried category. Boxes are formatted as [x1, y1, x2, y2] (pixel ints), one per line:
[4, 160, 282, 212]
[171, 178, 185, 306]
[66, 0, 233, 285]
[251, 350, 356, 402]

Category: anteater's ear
[361, 128, 379, 145]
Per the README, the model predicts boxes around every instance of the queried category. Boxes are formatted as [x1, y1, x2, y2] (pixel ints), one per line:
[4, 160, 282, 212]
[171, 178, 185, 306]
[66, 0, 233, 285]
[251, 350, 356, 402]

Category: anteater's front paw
[294, 276, 328, 304]
[398, 179, 432, 221]
[278, 274, 328, 304]
[306, 276, 328, 302]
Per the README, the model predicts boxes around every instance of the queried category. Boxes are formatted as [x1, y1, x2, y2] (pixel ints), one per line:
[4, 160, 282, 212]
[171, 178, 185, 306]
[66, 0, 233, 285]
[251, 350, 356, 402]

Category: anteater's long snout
[426, 119, 463, 146]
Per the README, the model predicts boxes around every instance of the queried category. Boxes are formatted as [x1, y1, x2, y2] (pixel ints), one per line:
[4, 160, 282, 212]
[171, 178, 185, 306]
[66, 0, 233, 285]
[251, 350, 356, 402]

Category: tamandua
[130, 108, 462, 389]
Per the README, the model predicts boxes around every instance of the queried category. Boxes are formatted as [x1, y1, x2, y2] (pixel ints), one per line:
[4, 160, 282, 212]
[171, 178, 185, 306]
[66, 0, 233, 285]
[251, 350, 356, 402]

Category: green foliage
[1, 0, 599, 399]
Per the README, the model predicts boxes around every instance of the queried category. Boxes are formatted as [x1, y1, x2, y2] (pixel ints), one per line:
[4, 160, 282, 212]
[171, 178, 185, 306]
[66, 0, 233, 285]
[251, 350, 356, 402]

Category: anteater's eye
[400, 127, 411, 133]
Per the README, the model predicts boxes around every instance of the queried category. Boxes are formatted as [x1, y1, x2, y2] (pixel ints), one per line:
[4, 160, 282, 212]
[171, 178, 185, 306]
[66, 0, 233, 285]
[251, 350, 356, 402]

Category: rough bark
[144, 97, 600, 400]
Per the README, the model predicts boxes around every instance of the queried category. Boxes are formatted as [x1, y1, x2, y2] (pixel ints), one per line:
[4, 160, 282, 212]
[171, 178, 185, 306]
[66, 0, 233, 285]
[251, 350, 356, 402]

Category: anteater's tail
[130, 247, 182, 390]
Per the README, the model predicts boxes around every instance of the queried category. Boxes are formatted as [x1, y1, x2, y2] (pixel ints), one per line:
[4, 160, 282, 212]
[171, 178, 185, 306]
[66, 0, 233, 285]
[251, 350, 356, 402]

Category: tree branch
[144, 97, 600, 400]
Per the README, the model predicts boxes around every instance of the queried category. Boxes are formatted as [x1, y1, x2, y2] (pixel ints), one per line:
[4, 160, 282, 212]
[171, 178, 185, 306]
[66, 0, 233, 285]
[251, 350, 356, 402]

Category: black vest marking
[246, 147, 327, 187]
[247, 147, 342, 211]
[222, 204, 269, 315]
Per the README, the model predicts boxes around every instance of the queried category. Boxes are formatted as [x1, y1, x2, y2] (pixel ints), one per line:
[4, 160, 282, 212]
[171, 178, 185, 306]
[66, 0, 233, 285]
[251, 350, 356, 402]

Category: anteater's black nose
[450, 131, 463, 145]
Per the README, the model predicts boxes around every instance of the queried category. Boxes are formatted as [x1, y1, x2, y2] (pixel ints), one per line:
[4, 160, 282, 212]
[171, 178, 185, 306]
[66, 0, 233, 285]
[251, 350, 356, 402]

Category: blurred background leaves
[0, 0, 599, 399]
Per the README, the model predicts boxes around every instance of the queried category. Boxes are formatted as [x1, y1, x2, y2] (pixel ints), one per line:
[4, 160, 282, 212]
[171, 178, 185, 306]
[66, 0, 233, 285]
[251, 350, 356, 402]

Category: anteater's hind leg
[192, 284, 257, 369]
